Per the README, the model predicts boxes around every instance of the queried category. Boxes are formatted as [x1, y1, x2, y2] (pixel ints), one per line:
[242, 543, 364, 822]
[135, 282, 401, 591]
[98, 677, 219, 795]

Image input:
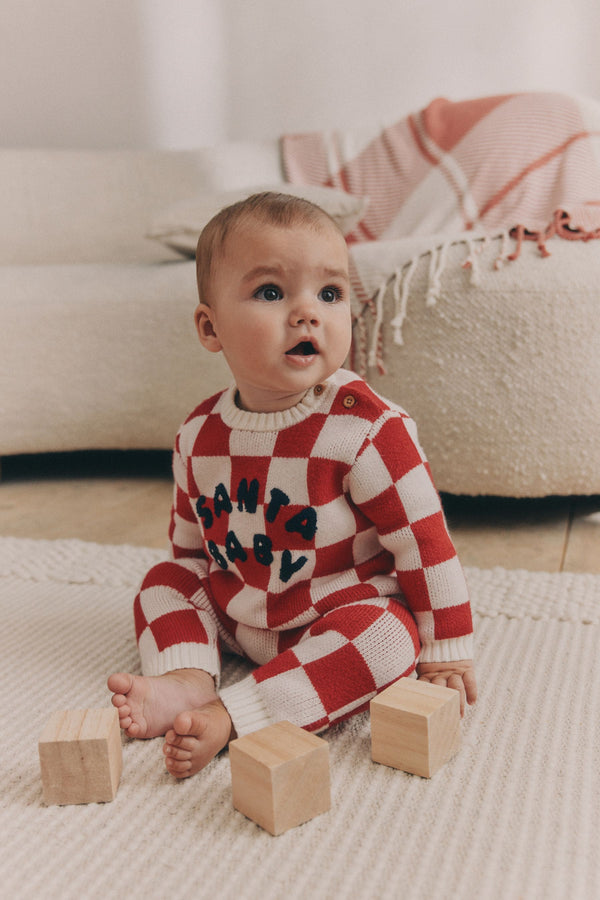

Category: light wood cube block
[39, 708, 122, 805]
[229, 720, 330, 835]
[370, 677, 461, 777]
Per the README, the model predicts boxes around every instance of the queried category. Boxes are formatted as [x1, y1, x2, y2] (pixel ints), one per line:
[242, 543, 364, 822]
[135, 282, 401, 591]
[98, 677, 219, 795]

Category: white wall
[139, 0, 225, 148]
[0, 0, 225, 149]
[223, 0, 600, 139]
[2, 0, 600, 149]
[1, 0, 148, 148]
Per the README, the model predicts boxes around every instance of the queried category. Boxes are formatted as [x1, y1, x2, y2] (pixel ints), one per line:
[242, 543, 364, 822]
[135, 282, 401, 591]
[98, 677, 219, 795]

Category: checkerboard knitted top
[155, 365, 471, 644]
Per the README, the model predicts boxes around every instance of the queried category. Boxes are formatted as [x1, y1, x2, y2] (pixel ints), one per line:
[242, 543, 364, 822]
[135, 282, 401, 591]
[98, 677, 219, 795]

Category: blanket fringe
[461, 236, 489, 285]
[426, 242, 450, 305]
[353, 218, 600, 376]
[357, 243, 453, 376]
[389, 258, 417, 345]
[367, 282, 387, 373]
[508, 209, 600, 261]
[494, 230, 511, 269]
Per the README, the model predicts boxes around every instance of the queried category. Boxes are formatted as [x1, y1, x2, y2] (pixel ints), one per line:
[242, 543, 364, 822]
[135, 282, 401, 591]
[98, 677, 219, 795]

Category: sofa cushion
[0, 143, 282, 264]
[0, 261, 230, 453]
[147, 184, 369, 257]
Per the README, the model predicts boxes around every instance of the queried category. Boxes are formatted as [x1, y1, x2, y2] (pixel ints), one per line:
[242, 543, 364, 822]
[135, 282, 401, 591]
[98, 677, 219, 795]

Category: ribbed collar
[218, 376, 335, 432]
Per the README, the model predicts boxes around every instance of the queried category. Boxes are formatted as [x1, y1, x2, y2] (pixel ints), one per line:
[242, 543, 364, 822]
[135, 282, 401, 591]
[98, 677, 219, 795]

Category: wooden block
[370, 677, 460, 777]
[229, 721, 330, 835]
[39, 708, 122, 805]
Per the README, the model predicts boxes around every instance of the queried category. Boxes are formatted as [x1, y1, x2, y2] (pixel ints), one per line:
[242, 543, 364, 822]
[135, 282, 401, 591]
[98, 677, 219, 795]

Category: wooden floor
[1, 450, 599, 573]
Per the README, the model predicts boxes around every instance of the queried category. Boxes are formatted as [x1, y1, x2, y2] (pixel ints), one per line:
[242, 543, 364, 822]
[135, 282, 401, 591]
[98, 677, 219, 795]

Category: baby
[108, 191, 477, 777]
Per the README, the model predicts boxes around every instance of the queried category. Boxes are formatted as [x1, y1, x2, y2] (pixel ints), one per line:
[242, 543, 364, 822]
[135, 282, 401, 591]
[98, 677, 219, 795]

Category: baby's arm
[417, 660, 477, 716]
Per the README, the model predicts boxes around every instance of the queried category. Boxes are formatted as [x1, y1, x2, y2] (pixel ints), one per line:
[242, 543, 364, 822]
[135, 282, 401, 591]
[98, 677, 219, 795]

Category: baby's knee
[316, 599, 420, 673]
[374, 604, 420, 681]
[139, 560, 194, 593]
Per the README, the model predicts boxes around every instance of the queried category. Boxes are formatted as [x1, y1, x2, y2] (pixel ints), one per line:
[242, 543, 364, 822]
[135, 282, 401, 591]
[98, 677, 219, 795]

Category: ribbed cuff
[418, 634, 474, 664]
[140, 639, 221, 688]
[220, 675, 274, 737]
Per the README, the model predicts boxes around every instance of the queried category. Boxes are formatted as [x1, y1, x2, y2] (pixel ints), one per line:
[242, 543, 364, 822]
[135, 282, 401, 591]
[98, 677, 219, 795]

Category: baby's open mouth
[286, 341, 317, 356]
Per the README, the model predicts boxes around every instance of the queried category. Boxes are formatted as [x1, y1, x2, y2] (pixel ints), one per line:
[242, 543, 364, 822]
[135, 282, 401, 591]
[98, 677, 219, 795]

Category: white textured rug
[2, 537, 600, 900]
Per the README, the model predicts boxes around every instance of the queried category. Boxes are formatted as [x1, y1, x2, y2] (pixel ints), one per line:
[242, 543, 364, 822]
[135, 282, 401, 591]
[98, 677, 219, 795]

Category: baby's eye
[254, 284, 283, 302]
[319, 286, 343, 303]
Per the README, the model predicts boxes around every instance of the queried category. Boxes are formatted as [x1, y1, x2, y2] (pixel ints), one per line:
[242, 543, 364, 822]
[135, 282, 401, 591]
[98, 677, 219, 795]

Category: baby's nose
[289, 295, 320, 326]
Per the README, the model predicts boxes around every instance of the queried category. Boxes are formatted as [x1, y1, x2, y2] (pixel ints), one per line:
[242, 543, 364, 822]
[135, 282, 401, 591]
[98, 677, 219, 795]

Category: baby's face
[196, 219, 352, 413]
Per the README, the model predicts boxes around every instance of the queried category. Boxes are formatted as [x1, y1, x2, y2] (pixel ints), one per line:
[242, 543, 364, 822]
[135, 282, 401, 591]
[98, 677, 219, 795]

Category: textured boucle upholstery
[1, 261, 230, 454]
[352, 235, 600, 496]
[0, 145, 281, 264]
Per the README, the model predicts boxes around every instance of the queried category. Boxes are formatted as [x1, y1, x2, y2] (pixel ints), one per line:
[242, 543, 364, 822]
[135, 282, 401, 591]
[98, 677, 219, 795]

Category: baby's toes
[174, 736, 198, 753]
[114, 705, 133, 731]
[125, 721, 142, 738]
[113, 700, 131, 723]
[165, 756, 192, 777]
[163, 743, 192, 761]
[165, 729, 197, 752]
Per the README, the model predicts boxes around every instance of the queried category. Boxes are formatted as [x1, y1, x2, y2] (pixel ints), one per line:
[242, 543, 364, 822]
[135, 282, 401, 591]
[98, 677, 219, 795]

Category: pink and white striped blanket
[282, 91, 600, 257]
[282, 92, 600, 374]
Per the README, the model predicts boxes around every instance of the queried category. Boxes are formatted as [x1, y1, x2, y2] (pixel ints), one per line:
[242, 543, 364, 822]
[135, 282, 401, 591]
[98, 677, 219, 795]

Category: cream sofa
[2, 144, 599, 497]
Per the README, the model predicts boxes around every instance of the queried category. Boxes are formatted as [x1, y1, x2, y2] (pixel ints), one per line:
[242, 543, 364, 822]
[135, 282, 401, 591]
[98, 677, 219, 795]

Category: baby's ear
[194, 303, 222, 352]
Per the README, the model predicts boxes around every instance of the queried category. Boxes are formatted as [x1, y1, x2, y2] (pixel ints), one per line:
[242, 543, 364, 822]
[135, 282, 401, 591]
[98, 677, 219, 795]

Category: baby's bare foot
[107, 669, 217, 739]
[163, 700, 234, 778]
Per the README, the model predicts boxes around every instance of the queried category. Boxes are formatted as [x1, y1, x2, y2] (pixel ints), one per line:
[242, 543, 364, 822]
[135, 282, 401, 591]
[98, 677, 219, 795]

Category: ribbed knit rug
[2, 537, 599, 900]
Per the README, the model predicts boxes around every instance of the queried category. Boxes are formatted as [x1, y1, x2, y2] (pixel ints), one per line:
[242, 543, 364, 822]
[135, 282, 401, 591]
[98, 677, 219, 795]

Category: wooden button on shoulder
[342, 394, 356, 408]
[314, 384, 325, 396]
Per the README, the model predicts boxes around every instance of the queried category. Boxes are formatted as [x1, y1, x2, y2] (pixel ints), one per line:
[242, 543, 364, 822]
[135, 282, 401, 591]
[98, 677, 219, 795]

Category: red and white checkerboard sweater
[135, 369, 473, 736]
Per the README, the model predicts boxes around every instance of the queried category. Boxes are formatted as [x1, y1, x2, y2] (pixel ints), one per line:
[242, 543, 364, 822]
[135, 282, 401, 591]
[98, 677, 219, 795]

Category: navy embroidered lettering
[195, 496, 213, 529]
[266, 488, 290, 523]
[253, 534, 273, 567]
[280, 549, 308, 583]
[285, 507, 318, 540]
[207, 540, 227, 570]
[225, 530, 248, 564]
[214, 483, 233, 518]
[237, 478, 259, 513]
[199, 479, 317, 580]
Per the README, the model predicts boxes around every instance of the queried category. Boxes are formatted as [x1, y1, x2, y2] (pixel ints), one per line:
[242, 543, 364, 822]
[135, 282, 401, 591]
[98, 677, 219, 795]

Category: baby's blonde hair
[195, 191, 344, 306]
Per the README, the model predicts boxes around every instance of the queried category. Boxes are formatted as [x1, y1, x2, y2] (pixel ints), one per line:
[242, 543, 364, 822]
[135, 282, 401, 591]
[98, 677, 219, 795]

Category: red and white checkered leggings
[134, 560, 421, 733]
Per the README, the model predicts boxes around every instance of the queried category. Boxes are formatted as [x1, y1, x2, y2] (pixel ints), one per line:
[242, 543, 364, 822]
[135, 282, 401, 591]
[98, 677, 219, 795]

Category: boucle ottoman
[350, 234, 600, 497]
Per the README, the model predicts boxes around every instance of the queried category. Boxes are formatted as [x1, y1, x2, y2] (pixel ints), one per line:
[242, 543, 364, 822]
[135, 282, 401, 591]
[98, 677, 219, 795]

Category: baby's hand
[416, 659, 477, 717]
